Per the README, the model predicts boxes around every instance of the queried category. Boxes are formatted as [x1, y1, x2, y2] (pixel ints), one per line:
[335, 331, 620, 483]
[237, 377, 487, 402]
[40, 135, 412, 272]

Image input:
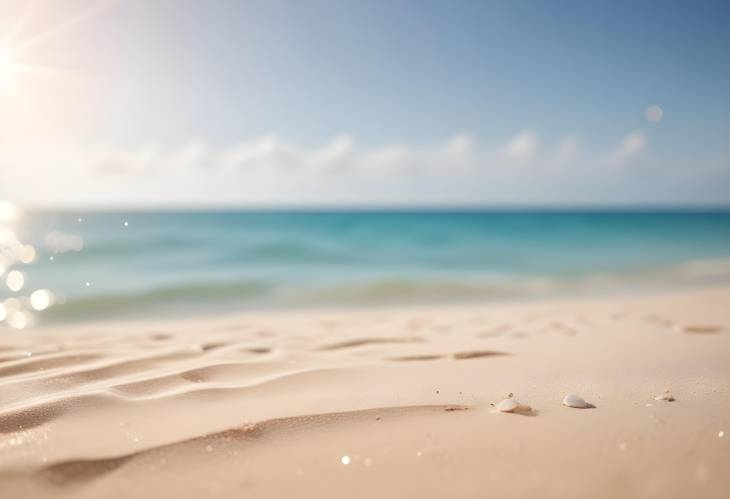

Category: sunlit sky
[0, 0, 729, 207]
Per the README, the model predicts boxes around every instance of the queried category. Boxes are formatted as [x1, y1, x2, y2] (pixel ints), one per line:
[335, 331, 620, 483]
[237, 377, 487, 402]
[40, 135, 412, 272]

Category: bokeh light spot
[30, 289, 55, 311]
[645, 105, 663, 123]
[6, 270, 25, 292]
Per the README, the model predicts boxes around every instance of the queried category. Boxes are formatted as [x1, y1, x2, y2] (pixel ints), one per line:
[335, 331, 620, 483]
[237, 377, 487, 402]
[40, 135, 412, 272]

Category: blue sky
[0, 0, 729, 206]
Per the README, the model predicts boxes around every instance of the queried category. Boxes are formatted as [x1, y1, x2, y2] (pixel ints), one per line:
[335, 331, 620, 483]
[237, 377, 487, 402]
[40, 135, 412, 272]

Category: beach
[1, 286, 729, 498]
[2, 0, 729, 496]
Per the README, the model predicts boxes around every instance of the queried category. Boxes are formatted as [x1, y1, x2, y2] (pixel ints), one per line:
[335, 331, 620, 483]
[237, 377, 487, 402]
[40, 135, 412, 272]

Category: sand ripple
[2, 290, 729, 499]
[0, 314, 512, 467]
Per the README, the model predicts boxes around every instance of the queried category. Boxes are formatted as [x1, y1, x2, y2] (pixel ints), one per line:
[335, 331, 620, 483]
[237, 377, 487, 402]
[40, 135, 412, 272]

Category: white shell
[562, 394, 590, 408]
[495, 396, 532, 413]
[496, 398, 519, 412]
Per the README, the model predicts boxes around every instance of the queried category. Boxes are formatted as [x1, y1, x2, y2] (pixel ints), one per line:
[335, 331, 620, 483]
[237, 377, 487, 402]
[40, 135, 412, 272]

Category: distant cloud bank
[87, 129, 646, 178]
[2, 128, 728, 207]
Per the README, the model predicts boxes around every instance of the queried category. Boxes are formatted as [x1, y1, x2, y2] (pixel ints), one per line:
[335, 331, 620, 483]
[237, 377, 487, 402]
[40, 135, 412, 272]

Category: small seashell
[496, 398, 520, 413]
[654, 389, 675, 402]
[562, 393, 590, 408]
[495, 393, 532, 413]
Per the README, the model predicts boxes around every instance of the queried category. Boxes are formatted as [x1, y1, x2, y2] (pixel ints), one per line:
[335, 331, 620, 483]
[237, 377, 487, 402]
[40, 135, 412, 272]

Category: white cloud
[554, 137, 579, 163]
[611, 130, 646, 164]
[501, 130, 538, 163]
[443, 133, 475, 157]
[79, 131, 647, 181]
[221, 134, 299, 171]
[361, 144, 411, 171]
[93, 145, 160, 176]
[306, 134, 356, 170]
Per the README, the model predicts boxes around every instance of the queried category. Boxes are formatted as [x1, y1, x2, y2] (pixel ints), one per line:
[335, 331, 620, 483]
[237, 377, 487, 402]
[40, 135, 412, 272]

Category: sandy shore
[1, 287, 729, 498]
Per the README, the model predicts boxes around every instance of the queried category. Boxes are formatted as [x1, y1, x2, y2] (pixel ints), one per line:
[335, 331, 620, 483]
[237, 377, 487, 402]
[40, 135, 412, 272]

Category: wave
[52, 236, 360, 268]
[676, 257, 730, 279]
[49, 234, 204, 260]
[37, 256, 730, 323]
[43, 276, 548, 322]
[45, 280, 274, 321]
[217, 240, 358, 265]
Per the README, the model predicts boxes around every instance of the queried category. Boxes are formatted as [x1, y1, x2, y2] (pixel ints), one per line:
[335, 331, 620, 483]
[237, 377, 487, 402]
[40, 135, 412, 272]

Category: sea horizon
[20, 204, 730, 214]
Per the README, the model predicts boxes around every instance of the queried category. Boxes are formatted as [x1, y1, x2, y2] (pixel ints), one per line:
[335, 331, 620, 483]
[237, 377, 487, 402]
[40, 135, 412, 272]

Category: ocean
[2, 210, 730, 326]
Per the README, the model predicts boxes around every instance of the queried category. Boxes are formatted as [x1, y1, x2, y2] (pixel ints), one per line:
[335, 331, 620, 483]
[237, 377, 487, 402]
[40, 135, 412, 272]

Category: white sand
[1, 287, 729, 498]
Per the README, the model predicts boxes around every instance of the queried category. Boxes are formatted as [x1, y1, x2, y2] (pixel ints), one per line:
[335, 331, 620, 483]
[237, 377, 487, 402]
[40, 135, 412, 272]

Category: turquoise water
[3, 211, 730, 324]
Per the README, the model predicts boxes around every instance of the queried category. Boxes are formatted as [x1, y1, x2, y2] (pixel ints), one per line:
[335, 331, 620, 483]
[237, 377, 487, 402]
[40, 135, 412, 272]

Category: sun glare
[0, 201, 19, 223]
[0, 47, 19, 90]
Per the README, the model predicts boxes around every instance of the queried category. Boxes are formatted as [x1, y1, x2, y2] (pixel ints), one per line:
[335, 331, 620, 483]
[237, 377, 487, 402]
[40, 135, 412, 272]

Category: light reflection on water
[0, 203, 59, 329]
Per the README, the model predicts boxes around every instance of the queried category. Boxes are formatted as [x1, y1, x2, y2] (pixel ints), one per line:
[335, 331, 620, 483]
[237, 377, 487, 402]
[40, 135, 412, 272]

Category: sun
[0, 47, 19, 91]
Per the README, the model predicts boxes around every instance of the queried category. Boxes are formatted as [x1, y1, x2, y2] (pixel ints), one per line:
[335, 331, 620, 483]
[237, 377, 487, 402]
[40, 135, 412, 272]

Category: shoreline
[26, 280, 730, 333]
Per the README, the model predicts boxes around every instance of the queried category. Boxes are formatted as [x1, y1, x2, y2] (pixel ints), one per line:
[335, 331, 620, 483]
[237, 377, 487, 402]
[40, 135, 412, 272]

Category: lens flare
[30, 289, 54, 311]
[645, 105, 663, 123]
[7, 311, 29, 330]
[6, 270, 25, 292]
[17, 244, 36, 264]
